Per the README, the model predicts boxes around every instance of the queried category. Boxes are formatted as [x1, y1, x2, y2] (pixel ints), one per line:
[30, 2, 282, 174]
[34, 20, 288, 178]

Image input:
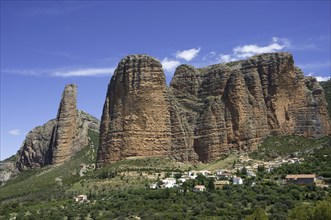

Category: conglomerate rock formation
[16, 84, 100, 170]
[97, 52, 331, 165]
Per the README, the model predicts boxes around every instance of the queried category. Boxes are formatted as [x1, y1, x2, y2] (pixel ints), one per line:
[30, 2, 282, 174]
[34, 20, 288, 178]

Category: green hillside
[0, 129, 99, 202]
[250, 135, 330, 160]
[1, 132, 331, 219]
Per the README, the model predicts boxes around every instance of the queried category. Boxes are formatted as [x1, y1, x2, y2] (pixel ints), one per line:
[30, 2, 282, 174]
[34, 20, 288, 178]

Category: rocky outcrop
[0, 159, 18, 185]
[52, 84, 78, 165]
[16, 84, 100, 170]
[97, 52, 331, 165]
[97, 55, 174, 166]
[171, 53, 331, 162]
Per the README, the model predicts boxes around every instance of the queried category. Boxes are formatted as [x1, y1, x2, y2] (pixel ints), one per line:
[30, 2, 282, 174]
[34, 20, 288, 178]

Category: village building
[188, 171, 198, 179]
[198, 170, 211, 176]
[162, 178, 177, 188]
[285, 174, 316, 185]
[149, 183, 158, 189]
[217, 171, 232, 179]
[233, 176, 243, 185]
[214, 180, 230, 189]
[193, 185, 206, 192]
[74, 195, 88, 202]
[178, 178, 187, 183]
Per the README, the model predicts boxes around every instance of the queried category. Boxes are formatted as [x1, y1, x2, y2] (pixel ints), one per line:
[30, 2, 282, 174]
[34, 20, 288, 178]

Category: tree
[207, 178, 215, 191]
[313, 198, 331, 220]
[287, 204, 313, 220]
[258, 165, 265, 173]
[245, 208, 268, 220]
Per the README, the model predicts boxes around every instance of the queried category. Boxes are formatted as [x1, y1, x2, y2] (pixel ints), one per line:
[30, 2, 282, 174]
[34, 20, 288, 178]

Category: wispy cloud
[161, 58, 181, 72]
[202, 51, 217, 61]
[53, 68, 115, 77]
[175, 48, 201, 61]
[9, 129, 21, 136]
[2, 67, 115, 77]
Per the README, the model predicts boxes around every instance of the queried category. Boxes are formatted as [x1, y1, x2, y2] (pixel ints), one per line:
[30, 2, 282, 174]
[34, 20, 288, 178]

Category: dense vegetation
[1, 184, 330, 219]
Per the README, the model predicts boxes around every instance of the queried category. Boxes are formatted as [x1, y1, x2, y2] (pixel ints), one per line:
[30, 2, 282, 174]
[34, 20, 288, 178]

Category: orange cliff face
[96, 55, 176, 166]
[97, 52, 331, 166]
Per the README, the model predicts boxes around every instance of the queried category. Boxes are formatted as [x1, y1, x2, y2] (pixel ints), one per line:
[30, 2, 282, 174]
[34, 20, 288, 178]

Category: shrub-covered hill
[0, 129, 99, 202]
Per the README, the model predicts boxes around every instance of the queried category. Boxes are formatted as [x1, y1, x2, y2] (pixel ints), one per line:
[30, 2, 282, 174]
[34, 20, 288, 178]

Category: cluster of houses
[149, 169, 245, 191]
[148, 154, 319, 191]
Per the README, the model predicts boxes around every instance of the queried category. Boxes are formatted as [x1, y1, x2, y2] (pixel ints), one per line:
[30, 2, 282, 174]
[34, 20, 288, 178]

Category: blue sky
[1, 1, 330, 160]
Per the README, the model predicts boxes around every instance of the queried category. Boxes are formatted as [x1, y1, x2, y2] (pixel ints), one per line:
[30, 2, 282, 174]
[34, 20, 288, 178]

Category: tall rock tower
[16, 84, 100, 170]
[96, 55, 173, 166]
[52, 84, 78, 165]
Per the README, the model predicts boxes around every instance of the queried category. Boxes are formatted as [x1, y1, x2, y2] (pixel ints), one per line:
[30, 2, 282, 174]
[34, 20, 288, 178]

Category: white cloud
[161, 57, 181, 72]
[9, 129, 21, 136]
[307, 73, 330, 82]
[176, 48, 201, 61]
[212, 37, 291, 63]
[233, 42, 285, 59]
[315, 76, 331, 82]
[218, 54, 238, 63]
[52, 67, 115, 77]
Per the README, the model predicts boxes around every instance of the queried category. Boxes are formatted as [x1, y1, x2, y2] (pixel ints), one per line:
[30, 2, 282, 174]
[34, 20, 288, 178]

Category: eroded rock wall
[97, 55, 173, 166]
[96, 52, 331, 165]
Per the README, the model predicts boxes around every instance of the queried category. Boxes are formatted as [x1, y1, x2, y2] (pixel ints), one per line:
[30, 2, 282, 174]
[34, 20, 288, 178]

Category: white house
[233, 177, 243, 185]
[75, 195, 88, 202]
[149, 183, 158, 189]
[178, 178, 187, 183]
[188, 171, 198, 179]
[193, 185, 206, 192]
[162, 178, 177, 188]
[198, 170, 211, 176]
